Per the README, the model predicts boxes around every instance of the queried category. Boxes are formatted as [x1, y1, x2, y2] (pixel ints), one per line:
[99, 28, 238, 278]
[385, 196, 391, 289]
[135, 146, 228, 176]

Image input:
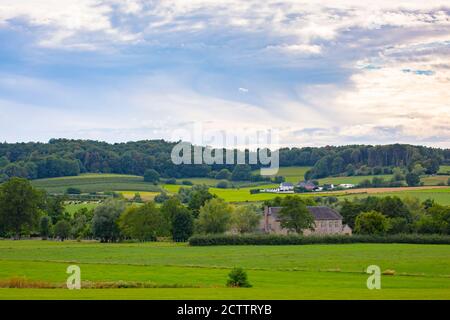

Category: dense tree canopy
[0, 140, 447, 182]
[0, 178, 43, 238]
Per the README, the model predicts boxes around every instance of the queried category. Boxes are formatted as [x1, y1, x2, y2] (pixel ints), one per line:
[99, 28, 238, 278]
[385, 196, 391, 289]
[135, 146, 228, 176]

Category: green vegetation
[253, 166, 311, 183]
[188, 234, 450, 246]
[438, 165, 450, 174]
[0, 241, 449, 299]
[318, 175, 393, 185]
[227, 268, 252, 288]
[31, 174, 162, 193]
[341, 188, 450, 206]
[1, 140, 448, 184]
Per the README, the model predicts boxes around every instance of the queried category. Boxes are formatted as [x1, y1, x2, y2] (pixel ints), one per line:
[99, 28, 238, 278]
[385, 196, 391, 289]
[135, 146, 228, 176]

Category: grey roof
[267, 206, 342, 221]
[280, 182, 294, 187]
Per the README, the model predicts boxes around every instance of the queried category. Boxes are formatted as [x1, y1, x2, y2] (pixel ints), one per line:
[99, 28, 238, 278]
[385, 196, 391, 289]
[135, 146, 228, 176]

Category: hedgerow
[188, 233, 450, 246]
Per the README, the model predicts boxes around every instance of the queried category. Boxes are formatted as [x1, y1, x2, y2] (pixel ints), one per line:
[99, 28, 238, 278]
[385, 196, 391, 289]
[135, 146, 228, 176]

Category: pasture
[260, 166, 311, 183]
[31, 174, 161, 193]
[0, 241, 449, 299]
[439, 166, 450, 174]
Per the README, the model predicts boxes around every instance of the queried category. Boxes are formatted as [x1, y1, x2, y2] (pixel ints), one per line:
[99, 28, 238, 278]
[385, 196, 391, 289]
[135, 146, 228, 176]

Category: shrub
[182, 180, 193, 186]
[66, 187, 81, 195]
[188, 233, 450, 246]
[164, 178, 177, 185]
[226, 268, 252, 288]
[216, 180, 229, 189]
[54, 220, 70, 241]
[354, 211, 389, 235]
[215, 169, 232, 180]
[144, 169, 160, 183]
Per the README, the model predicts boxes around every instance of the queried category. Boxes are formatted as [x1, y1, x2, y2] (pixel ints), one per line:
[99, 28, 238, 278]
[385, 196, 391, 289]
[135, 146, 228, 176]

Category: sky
[0, 0, 449, 148]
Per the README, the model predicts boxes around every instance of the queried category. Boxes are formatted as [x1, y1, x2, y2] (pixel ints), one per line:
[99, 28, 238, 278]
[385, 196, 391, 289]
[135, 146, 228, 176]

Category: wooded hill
[0, 139, 448, 181]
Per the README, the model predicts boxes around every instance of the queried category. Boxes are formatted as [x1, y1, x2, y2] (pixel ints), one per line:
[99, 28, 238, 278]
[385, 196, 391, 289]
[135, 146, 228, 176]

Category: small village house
[261, 206, 352, 235]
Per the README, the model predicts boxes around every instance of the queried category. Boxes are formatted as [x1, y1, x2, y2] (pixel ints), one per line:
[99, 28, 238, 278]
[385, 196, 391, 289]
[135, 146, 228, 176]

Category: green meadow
[0, 240, 449, 300]
[342, 187, 450, 205]
[31, 174, 161, 193]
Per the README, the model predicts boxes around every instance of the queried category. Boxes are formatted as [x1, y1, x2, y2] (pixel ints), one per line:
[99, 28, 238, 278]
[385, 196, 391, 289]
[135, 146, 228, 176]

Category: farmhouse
[296, 180, 317, 191]
[261, 206, 352, 235]
[279, 182, 294, 192]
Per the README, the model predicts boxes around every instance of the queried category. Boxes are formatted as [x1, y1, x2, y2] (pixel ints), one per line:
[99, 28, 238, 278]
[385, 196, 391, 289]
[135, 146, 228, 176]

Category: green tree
[406, 172, 421, 186]
[54, 220, 70, 241]
[354, 211, 389, 235]
[45, 195, 66, 224]
[143, 169, 160, 183]
[187, 185, 215, 217]
[172, 208, 194, 242]
[345, 164, 356, 176]
[0, 178, 42, 239]
[160, 196, 194, 241]
[196, 198, 232, 234]
[278, 196, 315, 234]
[39, 216, 52, 240]
[92, 200, 126, 242]
[215, 169, 232, 180]
[216, 180, 229, 189]
[412, 163, 425, 176]
[71, 208, 93, 239]
[391, 167, 405, 182]
[119, 202, 169, 241]
[232, 205, 260, 234]
[231, 165, 252, 181]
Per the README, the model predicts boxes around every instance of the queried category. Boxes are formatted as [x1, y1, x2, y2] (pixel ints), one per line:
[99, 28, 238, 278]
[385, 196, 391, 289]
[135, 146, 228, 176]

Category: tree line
[0, 139, 448, 182]
[1, 178, 448, 242]
[0, 179, 262, 241]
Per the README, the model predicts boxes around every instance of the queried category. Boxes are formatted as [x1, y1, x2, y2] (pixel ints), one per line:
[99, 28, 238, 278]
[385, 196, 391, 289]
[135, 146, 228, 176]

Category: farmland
[26, 168, 450, 208]
[0, 240, 449, 299]
[31, 174, 161, 193]
[438, 166, 450, 174]
[253, 166, 311, 183]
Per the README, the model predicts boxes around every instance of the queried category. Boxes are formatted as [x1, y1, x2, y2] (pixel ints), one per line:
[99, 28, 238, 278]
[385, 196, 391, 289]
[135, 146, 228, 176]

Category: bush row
[188, 233, 450, 246]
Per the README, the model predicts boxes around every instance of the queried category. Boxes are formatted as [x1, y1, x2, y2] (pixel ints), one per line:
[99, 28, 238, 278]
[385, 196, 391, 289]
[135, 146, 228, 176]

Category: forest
[0, 139, 448, 181]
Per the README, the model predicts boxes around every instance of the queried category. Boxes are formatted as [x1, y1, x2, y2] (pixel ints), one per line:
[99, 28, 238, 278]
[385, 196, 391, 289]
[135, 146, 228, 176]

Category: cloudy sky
[0, 0, 449, 148]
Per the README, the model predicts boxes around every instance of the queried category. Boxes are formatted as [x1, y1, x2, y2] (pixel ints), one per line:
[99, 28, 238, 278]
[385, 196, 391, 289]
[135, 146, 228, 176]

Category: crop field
[421, 175, 450, 186]
[31, 174, 162, 193]
[119, 191, 160, 201]
[0, 241, 449, 300]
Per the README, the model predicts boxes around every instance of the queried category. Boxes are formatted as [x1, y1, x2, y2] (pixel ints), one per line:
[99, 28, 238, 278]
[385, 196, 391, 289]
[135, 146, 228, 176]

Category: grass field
[31, 174, 162, 193]
[64, 202, 100, 215]
[253, 166, 311, 183]
[341, 187, 450, 205]
[439, 166, 450, 174]
[318, 175, 393, 185]
[0, 240, 449, 300]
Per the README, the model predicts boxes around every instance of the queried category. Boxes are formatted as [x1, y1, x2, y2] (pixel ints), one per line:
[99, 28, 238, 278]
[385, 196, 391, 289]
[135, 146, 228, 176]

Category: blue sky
[0, 0, 449, 147]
